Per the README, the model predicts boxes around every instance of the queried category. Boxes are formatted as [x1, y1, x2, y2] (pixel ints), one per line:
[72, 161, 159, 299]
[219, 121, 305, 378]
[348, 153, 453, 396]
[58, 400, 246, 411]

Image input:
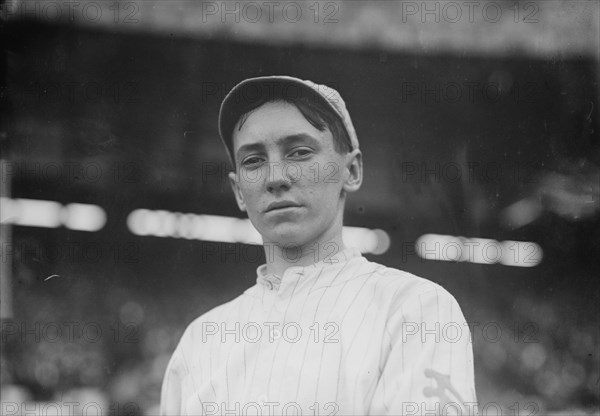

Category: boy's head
[219, 76, 363, 247]
[219, 76, 360, 167]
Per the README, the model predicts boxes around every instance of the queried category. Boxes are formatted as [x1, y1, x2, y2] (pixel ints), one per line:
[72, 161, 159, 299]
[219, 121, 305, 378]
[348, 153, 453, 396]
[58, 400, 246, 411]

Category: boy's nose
[266, 162, 293, 193]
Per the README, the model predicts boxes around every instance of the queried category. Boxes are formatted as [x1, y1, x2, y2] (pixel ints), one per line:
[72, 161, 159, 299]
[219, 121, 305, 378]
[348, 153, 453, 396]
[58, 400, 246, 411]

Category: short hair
[233, 94, 352, 163]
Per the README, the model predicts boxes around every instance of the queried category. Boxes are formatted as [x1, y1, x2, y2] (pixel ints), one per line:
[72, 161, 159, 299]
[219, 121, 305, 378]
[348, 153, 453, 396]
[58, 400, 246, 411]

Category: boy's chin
[262, 227, 315, 248]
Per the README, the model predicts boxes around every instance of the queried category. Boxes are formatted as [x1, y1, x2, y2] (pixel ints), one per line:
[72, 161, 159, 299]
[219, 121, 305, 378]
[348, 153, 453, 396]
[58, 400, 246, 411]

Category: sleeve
[368, 286, 478, 416]
[160, 343, 186, 416]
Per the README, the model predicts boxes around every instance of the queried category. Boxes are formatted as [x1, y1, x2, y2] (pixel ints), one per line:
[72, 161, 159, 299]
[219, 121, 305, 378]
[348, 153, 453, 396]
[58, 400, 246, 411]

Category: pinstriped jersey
[160, 248, 477, 415]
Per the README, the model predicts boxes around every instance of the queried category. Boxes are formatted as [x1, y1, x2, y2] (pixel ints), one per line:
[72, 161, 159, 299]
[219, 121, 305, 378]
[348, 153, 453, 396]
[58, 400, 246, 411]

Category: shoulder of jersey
[360, 257, 453, 300]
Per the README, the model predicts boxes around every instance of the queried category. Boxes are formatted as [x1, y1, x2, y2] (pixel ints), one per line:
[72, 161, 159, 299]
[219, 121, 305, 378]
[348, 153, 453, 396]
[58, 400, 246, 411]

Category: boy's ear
[228, 171, 247, 212]
[343, 149, 363, 193]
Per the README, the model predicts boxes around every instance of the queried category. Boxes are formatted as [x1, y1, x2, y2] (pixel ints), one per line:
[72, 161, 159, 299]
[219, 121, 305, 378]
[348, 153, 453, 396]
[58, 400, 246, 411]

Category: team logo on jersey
[423, 368, 464, 405]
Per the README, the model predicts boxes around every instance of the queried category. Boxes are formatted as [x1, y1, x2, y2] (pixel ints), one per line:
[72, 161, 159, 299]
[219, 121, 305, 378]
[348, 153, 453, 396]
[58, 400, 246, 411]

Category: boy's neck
[263, 231, 346, 277]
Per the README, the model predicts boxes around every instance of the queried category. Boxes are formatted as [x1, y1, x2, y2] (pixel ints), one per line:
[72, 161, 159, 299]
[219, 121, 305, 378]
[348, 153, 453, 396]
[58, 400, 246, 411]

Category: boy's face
[228, 101, 362, 248]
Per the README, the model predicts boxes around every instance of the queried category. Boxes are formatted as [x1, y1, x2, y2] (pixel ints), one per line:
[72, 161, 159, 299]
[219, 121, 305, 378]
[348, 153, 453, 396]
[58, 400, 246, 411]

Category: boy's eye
[241, 156, 264, 167]
[289, 148, 312, 158]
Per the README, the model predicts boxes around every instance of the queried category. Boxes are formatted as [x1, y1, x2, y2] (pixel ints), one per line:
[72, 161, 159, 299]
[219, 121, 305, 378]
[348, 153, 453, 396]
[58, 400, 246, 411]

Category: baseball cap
[218, 75, 359, 166]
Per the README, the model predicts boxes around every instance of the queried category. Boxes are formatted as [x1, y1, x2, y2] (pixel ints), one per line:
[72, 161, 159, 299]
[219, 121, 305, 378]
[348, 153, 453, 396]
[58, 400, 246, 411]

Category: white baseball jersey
[161, 248, 477, 415]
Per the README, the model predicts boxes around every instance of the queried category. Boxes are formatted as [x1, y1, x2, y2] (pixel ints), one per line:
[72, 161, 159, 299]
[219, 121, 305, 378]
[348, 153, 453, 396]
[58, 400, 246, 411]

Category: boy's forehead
[236, 101, 303, 130]
[232, 101, 330, 149]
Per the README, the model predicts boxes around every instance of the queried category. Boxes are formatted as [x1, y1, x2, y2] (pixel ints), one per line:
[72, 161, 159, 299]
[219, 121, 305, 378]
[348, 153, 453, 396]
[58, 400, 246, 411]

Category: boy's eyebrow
[235, 133, 321, 160]
[279, 133, 321, 147]
[236, 143, 264, 160]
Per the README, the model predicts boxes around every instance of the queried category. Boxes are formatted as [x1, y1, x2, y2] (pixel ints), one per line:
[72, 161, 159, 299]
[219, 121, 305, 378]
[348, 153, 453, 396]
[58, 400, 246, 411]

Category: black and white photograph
[1, 0, 599, 414]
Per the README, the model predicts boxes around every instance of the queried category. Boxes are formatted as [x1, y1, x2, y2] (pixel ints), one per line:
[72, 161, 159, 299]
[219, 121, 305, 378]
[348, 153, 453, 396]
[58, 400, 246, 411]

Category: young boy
[160, 76, 477, 415]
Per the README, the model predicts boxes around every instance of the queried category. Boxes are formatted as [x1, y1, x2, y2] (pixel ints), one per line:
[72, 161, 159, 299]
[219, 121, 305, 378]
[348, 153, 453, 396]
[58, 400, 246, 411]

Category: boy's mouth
[265, 200, 302, 213]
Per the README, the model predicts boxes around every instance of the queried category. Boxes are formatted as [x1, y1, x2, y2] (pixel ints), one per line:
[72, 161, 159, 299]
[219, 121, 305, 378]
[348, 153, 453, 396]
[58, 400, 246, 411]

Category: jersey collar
[255, 247, 363, 292]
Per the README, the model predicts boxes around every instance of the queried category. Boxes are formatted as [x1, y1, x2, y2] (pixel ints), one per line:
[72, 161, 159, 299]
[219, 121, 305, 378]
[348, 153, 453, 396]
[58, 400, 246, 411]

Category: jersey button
[258, 394, 268, 403]
[266, 280, 273, 290]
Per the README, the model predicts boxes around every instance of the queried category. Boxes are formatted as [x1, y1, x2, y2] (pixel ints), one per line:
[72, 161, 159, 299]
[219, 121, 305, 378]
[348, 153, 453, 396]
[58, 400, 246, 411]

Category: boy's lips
[265, 200, 302, 212]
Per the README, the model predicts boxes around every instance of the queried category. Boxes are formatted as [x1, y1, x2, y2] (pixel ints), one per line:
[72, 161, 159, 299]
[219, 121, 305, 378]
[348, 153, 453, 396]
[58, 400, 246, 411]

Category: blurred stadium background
[1, 0, 599, 414]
